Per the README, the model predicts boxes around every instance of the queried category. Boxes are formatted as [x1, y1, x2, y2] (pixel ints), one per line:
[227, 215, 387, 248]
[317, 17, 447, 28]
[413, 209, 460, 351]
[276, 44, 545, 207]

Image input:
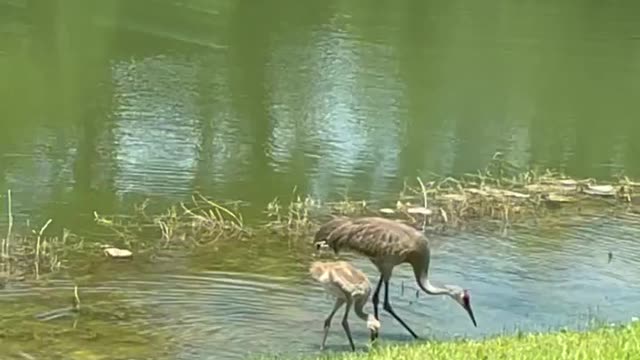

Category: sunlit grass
[259, 322, 640, 360]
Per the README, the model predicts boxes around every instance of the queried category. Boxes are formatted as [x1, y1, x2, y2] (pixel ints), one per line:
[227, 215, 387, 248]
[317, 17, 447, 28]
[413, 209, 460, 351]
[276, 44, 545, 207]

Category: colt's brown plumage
[314, 216, 477, 339]
[309, 261, 380, 351]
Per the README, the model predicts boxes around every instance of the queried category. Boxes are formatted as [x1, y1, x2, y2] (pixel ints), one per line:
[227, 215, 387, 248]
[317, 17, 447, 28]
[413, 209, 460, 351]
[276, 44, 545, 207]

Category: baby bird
[309, 260, 381, 351]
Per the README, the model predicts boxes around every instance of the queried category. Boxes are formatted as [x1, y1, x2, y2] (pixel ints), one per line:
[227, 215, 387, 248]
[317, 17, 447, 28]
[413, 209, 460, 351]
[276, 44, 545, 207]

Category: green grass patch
[261, 322, 640, 360]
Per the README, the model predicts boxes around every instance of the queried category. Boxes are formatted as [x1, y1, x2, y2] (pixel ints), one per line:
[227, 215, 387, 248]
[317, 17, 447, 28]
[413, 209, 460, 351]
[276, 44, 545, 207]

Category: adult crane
[313, 216, 477, 339]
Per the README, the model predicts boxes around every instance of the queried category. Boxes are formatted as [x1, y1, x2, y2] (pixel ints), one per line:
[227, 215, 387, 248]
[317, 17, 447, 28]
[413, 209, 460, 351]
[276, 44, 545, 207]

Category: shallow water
[2, 0, 640, 359]
[2, 213, 640, 359]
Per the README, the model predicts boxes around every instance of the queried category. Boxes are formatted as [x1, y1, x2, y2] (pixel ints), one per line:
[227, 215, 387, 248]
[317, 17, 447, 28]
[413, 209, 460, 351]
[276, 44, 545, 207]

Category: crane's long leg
[340, 298, 356, 351]
[371, 274, 384, 321]
[321, 298, 345, 350]
[382, 280, 419, 339]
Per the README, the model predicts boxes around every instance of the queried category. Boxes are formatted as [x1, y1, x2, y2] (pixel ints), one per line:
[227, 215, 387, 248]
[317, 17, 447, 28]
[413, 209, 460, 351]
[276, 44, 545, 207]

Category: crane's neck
[415, 267, 453, 297]
[353, 299, 379, 330]
[353, 299, 371, 321]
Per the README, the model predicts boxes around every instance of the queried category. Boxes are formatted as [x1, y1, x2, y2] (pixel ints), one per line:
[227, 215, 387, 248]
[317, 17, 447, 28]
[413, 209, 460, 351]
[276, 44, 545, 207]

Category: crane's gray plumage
[313, 216, 477, 339]
[314, 216, 427, 259]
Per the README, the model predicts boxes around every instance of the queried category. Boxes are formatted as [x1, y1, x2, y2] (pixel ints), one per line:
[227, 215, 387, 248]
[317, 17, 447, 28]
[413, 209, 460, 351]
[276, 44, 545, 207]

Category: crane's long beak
[465, 303, 478, 327]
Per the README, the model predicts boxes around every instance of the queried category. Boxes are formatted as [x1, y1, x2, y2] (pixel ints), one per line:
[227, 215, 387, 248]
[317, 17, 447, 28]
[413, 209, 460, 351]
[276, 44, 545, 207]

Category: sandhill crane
[309, 260, 381, 351]
[313, 216, 477, 339]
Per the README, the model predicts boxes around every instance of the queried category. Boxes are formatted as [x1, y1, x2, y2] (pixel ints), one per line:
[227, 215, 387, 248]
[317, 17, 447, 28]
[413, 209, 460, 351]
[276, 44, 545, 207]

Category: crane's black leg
[371, 274, 384, 321]
[382, 280, 419, 339]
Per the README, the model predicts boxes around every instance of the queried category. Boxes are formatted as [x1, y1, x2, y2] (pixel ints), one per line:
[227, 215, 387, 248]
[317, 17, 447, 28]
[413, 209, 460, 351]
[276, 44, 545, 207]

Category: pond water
[2, 0, 640, 359]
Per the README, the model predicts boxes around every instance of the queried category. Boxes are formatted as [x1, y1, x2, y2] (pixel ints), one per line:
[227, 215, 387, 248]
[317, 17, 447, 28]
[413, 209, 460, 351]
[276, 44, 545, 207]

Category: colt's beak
[465, 303, 478, 327]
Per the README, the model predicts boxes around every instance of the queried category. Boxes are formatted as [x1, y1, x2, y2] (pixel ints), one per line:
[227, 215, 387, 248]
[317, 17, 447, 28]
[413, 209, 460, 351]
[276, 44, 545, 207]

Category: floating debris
[439, 208, 449, 223]
[544, 193, 576, 203]
[583, 184, 616, 197]
[483, 187, 530, 199]
[440, 193, 466, 202]
[102, 246, 133, 259]
[465, 188, 489, 196]
[608, 251, 613, 264]
[620, 176, 640, 187]
[524, 184, 575, 193]
[540, 179, 579, 187]
[72, 285, 80, 312]
[379, 208, 395, 214]
[406, 207, 433, 216]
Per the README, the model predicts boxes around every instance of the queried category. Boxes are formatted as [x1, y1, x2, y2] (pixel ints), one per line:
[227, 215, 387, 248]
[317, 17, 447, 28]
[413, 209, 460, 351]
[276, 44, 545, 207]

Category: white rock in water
[103, 247, 133, 259]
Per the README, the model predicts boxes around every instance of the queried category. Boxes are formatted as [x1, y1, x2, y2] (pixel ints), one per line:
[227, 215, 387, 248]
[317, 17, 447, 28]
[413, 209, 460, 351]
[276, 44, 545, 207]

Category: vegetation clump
[3, 154, 640, 282]
[1, 190, 86, 284]
[87, 154, 640, 252]
[92, 192, 249, 250]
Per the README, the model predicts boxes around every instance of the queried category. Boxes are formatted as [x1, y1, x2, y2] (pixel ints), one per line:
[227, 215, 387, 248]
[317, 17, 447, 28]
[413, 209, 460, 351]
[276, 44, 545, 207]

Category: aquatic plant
[90, 153, 640, 250]
[93, 192, 249, 250]
[3, 154, 640, 282]
[1, 190, 85, 283]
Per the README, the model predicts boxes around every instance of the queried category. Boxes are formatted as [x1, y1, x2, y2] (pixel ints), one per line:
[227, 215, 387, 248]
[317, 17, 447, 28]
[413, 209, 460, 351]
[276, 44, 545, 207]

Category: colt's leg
[340, 299, 356, 351]
[321, 298, 345, 350]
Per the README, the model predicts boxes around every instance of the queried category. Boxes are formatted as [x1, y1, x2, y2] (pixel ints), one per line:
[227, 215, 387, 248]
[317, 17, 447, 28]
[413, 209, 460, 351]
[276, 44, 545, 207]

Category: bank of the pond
[261, 322, 640, 360]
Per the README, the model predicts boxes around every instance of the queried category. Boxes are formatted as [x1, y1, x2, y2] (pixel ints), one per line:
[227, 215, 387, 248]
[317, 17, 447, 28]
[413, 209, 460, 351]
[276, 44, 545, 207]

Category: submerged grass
[1, 189, 86, 283]
[259, 322, 640, 360]
[93, 192, 249, 250]
[0, 286, 175, 359]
